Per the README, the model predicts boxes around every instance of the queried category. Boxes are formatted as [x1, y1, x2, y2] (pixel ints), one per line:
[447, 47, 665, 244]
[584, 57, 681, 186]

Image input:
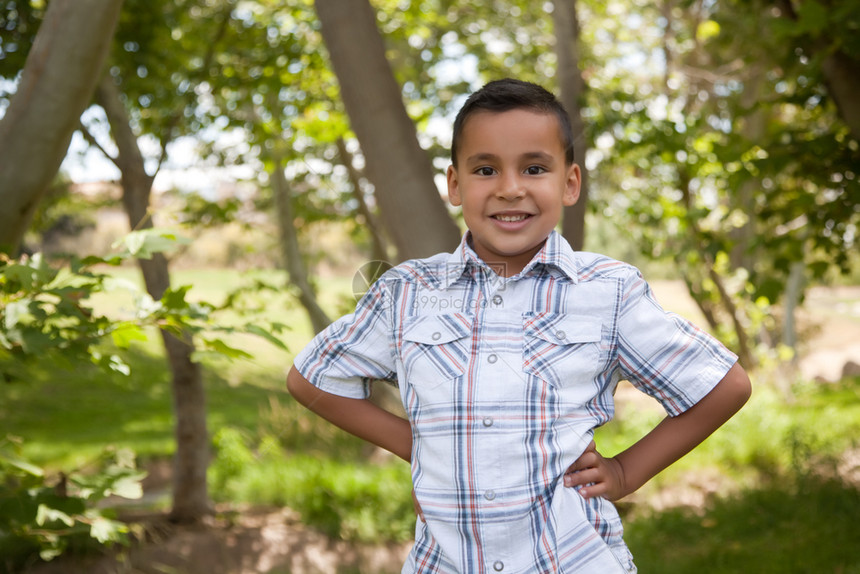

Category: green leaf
[200, 338, 253, 360]
[696, 20, 720, 42]
[797, 0, 829, 34]
[107, 355, 132, 376]
[161, 285, 192, 310]
[107, 475, 145, 500]
[3, 299, 31, 329]
[39, 547, 64, 562]
[110, 323, 148, 349]
[245, 324, 288, 351]
[89, 515, 126, 544]
[112, 229, 191, 260]
[36, 504, 74, 527]
[3, 455, 45, 477]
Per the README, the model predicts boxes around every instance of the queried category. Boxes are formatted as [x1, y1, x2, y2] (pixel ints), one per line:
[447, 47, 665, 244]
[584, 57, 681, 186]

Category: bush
[0, 437, 145, 572]
[210, 427, 415, 543]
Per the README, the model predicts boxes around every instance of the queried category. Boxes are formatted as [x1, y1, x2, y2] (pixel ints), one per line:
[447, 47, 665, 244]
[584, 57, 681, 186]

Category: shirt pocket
[522, 312, 604, 388]
[401, 313, 473, 388]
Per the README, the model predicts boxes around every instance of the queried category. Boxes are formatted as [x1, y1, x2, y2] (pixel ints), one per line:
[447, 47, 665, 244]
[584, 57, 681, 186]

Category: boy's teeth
[495, 214, 528, 222]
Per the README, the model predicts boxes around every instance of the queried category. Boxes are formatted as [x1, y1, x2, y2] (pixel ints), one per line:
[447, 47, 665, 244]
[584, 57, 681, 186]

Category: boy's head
[451, 78, 575, 168]
[447, 78, 581, 276]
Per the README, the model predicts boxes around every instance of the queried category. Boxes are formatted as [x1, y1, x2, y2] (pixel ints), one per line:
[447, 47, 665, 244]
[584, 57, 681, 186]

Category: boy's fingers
[567, 451, 598, 472]
[564, 467, 601, 487]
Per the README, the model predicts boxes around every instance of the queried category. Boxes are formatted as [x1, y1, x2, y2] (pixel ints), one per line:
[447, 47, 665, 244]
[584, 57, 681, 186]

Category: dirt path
[29, 507, 411, 574]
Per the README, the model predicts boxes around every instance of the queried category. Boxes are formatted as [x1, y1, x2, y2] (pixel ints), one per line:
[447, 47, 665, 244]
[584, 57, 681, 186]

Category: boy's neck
[466, 234, 549, 277]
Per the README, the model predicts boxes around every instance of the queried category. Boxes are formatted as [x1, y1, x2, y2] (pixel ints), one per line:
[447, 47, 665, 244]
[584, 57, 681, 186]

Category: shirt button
[482, 416, 494, 427]
[484, 490, 496, 501]
[487, 354, 498, 364]
[555, 330, 566, 340]
[493, 560, 505, 571]
[492, 294, 503, 305]
[431, 331, 441, 341]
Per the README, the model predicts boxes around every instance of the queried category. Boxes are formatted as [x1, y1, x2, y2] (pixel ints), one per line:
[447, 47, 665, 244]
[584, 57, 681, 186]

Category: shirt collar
[441, 230, 579, 289]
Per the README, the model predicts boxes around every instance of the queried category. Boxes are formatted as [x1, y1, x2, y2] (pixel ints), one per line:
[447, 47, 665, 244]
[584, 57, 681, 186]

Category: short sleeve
[293, 278, 397, 399]
[615, 269, 737, 416]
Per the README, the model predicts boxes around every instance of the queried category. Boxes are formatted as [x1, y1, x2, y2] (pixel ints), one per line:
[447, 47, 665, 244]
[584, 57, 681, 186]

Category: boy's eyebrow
[521, 151, 556, 164]
[464, 152, 500, 165]
[465, 151, 557, 165]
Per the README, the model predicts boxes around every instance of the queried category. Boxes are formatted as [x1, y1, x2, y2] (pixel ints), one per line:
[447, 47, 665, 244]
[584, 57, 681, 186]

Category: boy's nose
[497, 174, 525, 200]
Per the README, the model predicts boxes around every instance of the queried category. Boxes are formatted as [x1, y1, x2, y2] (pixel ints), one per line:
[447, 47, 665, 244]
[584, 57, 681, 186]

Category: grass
[3, 267, 860, 570]
[625, 476, 860, 573]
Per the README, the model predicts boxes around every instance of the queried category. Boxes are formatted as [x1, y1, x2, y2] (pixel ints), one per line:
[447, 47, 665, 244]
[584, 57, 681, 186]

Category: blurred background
[1, 0, 859, 572]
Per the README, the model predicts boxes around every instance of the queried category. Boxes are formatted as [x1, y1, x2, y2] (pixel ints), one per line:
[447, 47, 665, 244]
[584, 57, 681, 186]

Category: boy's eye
[525, 165, 547, 175]
[475, 166, 496, 176]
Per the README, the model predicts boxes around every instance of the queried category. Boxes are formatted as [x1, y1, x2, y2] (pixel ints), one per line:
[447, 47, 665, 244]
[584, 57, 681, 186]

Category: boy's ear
[447, 165, 462, 206]
[562, 163, 582, 207]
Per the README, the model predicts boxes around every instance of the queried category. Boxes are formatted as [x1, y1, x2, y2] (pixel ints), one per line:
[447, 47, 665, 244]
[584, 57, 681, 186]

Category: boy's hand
[563, 440, 627, 501]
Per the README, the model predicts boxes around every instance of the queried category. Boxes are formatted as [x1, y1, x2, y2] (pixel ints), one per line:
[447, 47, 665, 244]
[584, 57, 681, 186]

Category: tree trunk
[678, 168, 756, 369]
[553, 0, 591, 251]
[270, 155, 332, 335]
[335, 137, 391, 262]
[96, 76, 210, 523]
[0, 0, 123, 255]
[775, 0, 860, 140]
[729, 67, 765, 272]
[820, 50, 860, 141]
[314, 0, 461, 261]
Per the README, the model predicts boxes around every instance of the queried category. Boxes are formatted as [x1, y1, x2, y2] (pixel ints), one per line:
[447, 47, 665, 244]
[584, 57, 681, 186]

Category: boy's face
[447, 108, 580, 276]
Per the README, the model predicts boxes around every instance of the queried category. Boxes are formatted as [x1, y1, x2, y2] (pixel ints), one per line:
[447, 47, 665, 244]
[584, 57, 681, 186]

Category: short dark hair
[450, 78, 575, 167]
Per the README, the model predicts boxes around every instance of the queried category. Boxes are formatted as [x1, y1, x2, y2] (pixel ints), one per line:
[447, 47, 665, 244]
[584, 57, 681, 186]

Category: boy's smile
[447, 108, 581, 277]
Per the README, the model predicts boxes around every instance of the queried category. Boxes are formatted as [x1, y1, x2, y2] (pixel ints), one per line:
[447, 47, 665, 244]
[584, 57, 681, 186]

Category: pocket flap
[523, 313, 602, 345]
[403, 313, 473, 345]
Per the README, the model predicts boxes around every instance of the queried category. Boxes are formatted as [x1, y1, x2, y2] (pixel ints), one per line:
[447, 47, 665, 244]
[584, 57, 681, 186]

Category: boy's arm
[286, 365, 412, 462]
[564, 362, 751, 500]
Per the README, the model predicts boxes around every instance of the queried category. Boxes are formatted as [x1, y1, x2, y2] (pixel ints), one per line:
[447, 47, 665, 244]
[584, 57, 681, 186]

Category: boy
[287, 78, 751, 573]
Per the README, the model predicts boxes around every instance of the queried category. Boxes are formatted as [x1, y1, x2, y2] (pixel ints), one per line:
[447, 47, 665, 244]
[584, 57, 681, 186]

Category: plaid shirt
[295, 231, 737, 574]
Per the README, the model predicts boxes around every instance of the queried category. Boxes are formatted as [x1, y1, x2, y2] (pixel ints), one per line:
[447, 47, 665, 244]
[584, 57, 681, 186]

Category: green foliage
[0, 0, 47, 90]
[584, 0, 859, 366]
[610, 377, 860, 572]
[0, 251, 135, 381]
[597, 377, 860, 490]
[625, 449, 860, 573]
[0, 437, 145, 571]
[1, 230, 290, 384]
[210, 427, 415, 543]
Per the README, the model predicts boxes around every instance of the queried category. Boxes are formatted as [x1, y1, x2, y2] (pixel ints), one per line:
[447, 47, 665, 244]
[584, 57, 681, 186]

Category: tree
[93, 74, 210, 522]
[0, 0, 123, 255]
[584, 0, 859, 366]
[314, 0, 461, 261]
[75, 0, 254, 522]
[553, 0, 591, 250]
[774, 0, 860, 140]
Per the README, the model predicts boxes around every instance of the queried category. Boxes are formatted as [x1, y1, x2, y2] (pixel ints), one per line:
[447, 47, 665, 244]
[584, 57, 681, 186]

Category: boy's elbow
[286, 365, 315, 406]
[726, 362, 752, 408]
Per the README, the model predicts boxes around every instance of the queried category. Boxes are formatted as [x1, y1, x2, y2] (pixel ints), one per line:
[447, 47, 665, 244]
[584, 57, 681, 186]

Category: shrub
[209, 427, 414, 543]
[0, 437, 145, 572]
